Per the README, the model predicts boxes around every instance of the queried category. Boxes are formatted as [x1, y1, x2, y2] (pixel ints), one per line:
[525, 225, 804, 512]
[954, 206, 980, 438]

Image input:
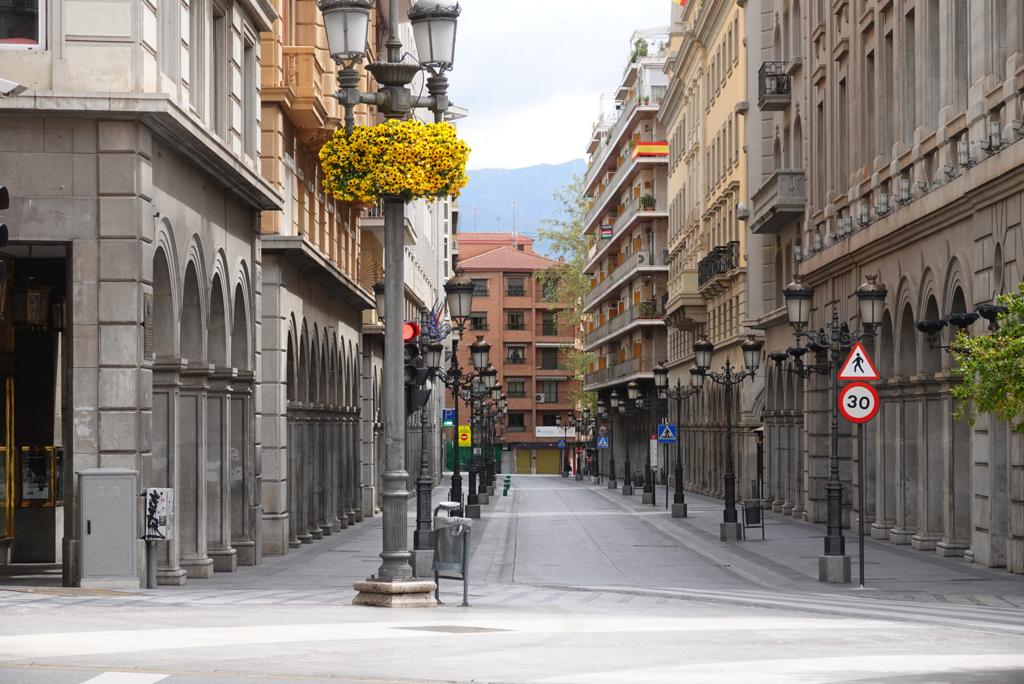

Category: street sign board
[457, 425, 472, 447]
[657, 424, 678, 444]
[838, 341, 880, 382]
[442, 408, 455, 427]
[557, 440, 567, 448]
[596, 436, 610, 449]
[838, 382, 880, 423]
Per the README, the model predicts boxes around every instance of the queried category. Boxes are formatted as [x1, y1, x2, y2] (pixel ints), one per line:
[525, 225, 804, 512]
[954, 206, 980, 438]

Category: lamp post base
[720, 522, 742, 541]
[352, 579, 438, 608]
[464, 504, 482, 519]
[622, 484, 634, 496]
[642, 492, 654, 505]
[672, 503, 688, 518]
[477, 492, 490, 505]
[575, 473, 584, 481]
[818, 554, 852, 583]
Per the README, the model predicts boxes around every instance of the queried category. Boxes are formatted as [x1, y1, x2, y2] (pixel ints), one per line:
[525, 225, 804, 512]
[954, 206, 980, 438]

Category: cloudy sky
[449, 1, 672, 170]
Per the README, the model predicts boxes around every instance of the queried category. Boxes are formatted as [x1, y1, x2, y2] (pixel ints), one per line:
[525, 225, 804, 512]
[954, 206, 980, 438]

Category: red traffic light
[403, 321, 421, 342]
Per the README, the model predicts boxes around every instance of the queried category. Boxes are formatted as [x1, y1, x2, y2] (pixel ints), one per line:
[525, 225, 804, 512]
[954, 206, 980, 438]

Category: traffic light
[403, 321, 430, 416]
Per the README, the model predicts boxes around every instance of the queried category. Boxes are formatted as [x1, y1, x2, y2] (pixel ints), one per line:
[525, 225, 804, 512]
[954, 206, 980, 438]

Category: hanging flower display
[319, 119, 470, 203]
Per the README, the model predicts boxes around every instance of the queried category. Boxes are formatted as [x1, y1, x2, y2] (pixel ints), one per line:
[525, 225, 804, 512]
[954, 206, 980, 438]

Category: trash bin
[433, 514, 472, 606]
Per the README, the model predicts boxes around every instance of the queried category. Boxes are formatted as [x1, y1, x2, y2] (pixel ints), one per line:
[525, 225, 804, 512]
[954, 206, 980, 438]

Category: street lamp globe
[653, 362, 669, 391]
[689, 366, 703, 388]
[596, 399, 606, 418]
[741, 335, 764, 374]
[490, 383, 502, 402]
[424, 339, 444, 371]
[443, 272, 475, 328]
[693, 337, 714, 372]
[609, 390, 620, 410]
[409, 0, 461, 69]
[554, 414, 561, 426]
[470, 335, 491, 370]
[582, 407, 591, 422]
[783, 276, 815, 331]
[856, 274, 888, 330]
[319, 0, 372, 62]
[481, 365, 498, 390]
[627, 380, 640, 402]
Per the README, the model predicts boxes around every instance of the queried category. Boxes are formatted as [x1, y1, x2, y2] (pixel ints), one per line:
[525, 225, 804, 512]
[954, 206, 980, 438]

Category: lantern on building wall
[14, 277, 50, 330]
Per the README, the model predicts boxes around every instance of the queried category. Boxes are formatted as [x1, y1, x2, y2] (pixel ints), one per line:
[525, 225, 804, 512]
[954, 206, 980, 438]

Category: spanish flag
[674, 0, 687, 5]
[633, 141, 669, 159]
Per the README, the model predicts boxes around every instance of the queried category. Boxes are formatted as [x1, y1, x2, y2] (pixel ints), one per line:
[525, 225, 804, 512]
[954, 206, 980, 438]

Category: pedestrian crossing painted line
[81, 673, 168, 684]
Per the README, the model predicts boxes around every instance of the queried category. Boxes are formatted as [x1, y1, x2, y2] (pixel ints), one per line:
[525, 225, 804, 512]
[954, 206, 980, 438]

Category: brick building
[451, 234, 577, 475]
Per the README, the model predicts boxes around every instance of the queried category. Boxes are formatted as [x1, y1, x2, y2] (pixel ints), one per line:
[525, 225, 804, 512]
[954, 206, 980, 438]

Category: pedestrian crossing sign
[657, 424, 678, 444]
[838, 341, 880, 381]
[558, 440, 567, 448]
[596, 436, 610, 449]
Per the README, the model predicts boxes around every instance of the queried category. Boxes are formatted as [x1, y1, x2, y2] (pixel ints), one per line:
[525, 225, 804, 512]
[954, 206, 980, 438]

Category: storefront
[0, 246, 68, 565]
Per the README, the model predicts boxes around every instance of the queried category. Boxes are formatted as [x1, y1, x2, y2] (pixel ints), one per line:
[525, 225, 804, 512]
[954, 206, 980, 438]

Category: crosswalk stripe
[80, 673, 169, 684]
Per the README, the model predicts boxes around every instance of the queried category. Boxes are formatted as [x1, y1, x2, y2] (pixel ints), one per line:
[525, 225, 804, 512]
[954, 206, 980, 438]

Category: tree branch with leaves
[535, 175, 596, 410]
[951, 283, 1024, 432]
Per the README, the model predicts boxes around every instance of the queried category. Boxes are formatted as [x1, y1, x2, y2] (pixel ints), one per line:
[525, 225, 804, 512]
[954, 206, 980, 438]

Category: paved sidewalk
[567, 475, 1024, 609]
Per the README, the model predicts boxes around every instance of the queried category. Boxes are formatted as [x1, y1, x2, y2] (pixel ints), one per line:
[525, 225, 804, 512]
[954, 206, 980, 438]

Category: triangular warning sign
[659, 424, 676, 441]
[838, 341, 880, 381]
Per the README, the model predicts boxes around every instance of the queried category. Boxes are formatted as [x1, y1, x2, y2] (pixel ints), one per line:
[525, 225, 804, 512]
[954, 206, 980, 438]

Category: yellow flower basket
[319, 119, 470, 203]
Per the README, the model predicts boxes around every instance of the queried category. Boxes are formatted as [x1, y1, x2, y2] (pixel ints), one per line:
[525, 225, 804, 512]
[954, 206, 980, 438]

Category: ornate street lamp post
[321, 0, 462, 605]
[692, 335, 763, 541]
[776, 274, 887, 583]
[660, 368, 702, 518]
[617, 381, 646, 496]
[607, 391, 621, 489]
[440, 272, 476, 511]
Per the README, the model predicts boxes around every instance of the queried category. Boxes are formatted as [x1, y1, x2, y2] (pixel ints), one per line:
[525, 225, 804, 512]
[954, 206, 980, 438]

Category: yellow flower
[319, 119, 470, 204]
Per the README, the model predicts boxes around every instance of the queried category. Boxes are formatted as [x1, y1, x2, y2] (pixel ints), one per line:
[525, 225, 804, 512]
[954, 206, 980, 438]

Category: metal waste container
[433, 512, 471, 606]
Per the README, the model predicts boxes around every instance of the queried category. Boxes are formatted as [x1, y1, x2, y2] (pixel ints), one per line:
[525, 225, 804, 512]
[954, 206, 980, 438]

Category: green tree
[535, 175, 595, 408]
[951, 283, 1024, 432]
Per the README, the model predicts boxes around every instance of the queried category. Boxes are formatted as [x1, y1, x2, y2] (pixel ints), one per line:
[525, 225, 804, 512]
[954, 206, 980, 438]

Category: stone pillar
[258, 270, 289, 556]
[938, 385, 971, 556]
[803, 363, 830, 523]
[912, 383, 943, 550]
[179, 364, 214, 578]
[970, 413, 1009, 567]
[891, 384, 919, 545]
[152, 361, 186, 584]
[872, 389, 897, 539]
[206, 369, 237, 571]
[230, 373, 258, 565]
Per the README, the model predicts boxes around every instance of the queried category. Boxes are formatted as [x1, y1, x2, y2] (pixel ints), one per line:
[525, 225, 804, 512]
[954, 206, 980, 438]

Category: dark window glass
[0, 2, 40, 45]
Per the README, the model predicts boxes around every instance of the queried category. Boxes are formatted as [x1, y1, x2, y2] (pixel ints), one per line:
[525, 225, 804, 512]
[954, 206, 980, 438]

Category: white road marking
[0, 616, 914, 661]
[539, 653, 1024, 684]
[80, 673, 169, 684]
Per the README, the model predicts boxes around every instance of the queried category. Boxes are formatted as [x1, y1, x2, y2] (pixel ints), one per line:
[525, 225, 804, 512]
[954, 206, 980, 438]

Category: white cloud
[448, 0, 671, 170]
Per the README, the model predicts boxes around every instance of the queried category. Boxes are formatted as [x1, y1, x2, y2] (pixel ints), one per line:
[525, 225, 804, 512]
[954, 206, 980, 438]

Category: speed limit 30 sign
[838, 382, 880, 423]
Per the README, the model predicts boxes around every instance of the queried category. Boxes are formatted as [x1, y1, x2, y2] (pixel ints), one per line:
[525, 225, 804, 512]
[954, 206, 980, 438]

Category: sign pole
[858, 427, 866, 588]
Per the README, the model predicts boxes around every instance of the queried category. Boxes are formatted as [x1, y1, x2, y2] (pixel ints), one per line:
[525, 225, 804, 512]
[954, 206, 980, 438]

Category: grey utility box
[78, 469, 140, 590]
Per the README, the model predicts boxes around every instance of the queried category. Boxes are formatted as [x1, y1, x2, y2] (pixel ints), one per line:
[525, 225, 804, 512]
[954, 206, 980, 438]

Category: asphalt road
[0, 475, 1022, 684]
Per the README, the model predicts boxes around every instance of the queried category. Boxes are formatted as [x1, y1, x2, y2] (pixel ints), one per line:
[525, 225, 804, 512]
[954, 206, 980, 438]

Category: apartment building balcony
[697, 241, 741, 297]
[586, 196, 669, 270]
[586, 147, 668, 232]
[584, 350, 657, 391]
[358, 199, 417, 246]
[758, 61, 792, 111]
[583, 300, 664, 350]
[584, 248, 668, 312]
[665, 267, 707, 332]
[749, 170, 807, 235]
[282, 46, 329, 131]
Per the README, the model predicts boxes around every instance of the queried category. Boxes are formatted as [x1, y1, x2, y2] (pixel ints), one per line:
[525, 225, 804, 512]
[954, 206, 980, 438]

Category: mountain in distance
[458, 159, 586, 257]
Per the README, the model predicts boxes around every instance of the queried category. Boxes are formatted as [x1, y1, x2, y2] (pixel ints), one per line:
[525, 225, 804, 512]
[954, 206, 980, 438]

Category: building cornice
[0, 92, 282, 211]
[263, 236, 376, 311]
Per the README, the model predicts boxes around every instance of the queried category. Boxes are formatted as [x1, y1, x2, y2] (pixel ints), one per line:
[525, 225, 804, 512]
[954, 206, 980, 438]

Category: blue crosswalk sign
[657, 424, 678, 444]
[558, 440, 567, 448]
[596, 436, 610, 449]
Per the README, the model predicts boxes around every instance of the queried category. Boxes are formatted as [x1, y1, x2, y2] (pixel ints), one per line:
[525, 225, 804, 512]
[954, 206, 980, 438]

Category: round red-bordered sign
[838, 382, 880, 424]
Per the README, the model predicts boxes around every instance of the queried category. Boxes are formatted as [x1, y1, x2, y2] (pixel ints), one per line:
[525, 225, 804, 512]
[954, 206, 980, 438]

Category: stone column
[969, 413, 1009, 567]
[230, 372, 258, 565]
[912, 382, 943, 550]
[891, 383, 919, 545]
[179, 363, 214, 578]
[206, 368, 237, 571]
[937, 381, 971, 556]
[152, 360, 186, 584]
[803, 362, 830, 523]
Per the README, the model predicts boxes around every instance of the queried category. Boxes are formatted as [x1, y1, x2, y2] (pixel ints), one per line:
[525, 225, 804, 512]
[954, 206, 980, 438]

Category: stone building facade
[747, 0, 1023, 575]
[663, 0, 758, 500]
[0, 0, 452, 586]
